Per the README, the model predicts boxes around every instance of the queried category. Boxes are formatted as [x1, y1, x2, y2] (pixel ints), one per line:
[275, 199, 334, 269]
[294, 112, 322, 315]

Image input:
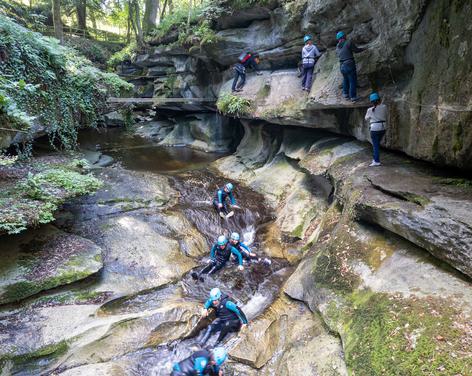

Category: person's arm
[349, 41, 365, 53]
[225, 301, 248, 324]
[229, 192, 236, 205]
[204, 298, 212, 310]
[313, 45, 321, 58]
[230, 246, 243, 266]
[210, 244, 217, 259]
[365, 108, 372, 121]
[240, 242, 251, 254]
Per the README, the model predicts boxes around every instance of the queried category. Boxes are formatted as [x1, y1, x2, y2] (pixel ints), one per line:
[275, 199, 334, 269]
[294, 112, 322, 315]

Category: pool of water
[78, 128, 228, 173]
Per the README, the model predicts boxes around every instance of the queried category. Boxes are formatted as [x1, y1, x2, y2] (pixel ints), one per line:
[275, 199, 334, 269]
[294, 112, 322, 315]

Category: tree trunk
[168, 0, 173, 14]
[90, 11, 97, 30]
[160, 0, 168, 19]
[76, 0, 87, 34]
[132, 0, 143, 46]
[126, 3, 131, 44]
[187, 0, 193, 27]
[52, 0, 63, 44]
[143, 0, 159, 34]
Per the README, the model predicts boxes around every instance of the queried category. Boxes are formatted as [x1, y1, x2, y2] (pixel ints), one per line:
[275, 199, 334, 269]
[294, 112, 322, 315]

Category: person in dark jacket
[229, 232, 271, 265]
[191, 236, 244, 281]
[232, 52, 262, 92]
[199, 288, 248, 345]
[301, 35, 321, 92]
[171, 347, 227, 376]
[335, 31, 364, 102]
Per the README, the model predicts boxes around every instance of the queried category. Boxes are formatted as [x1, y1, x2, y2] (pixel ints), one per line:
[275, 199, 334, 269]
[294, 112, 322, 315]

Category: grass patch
[216, 93, 252, 117]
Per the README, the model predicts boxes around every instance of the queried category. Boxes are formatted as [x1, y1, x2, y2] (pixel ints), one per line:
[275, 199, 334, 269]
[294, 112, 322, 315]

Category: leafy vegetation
[108, 41, 138, 68]
[0, 158, 103, 234]
[217, 93, 253, 117]
[0, 15, 132, 150]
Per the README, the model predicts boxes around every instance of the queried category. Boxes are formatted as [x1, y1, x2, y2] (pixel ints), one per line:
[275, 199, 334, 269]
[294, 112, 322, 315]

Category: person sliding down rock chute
[229, 232, 271, 265]
[191, 236, 244, 281]
[199, 288, 248, 346]
[171, 346, 227, 376]
[213, 183, 238, 219]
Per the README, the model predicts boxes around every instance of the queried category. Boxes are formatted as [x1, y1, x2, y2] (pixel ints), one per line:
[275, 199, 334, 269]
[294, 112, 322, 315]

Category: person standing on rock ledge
[335, 31, 365, 102]
[301, 35, 321, 92]
[232, 52, 262, 93]
[365, 92, 387, 166]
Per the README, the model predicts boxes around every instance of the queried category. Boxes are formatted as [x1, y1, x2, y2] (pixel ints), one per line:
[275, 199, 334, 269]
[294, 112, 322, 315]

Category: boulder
[0, 225, 102, 304]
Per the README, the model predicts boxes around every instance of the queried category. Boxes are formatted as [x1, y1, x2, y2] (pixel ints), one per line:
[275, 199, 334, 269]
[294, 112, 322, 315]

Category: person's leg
[237, 72, 246, 90]
[200, 260, 216, 275]
[232, 71, 240, 91]
[306, 66, 314, 90]
[301, 66, 308, 88]
[208, 261, 226, 275]
[340, 65, 349, 98]
[215, 320, 241, 344]
[200, 319, 223, 345]
[349, 64, 358, 99]
[371, 131, 381, 163]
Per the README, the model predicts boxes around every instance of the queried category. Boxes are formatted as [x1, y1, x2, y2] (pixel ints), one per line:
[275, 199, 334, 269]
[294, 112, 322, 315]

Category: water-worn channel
[0, 128, 297, 375]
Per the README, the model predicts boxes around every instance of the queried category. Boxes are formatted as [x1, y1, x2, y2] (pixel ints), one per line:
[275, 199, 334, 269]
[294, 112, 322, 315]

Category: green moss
[336, 291, 472, 375]
[2, 280, 35, 302]
[452, 122, 463, 154]
[434, 177, 472, 188]
[256, 83, 271, 100]
[8, 341, 69, 365]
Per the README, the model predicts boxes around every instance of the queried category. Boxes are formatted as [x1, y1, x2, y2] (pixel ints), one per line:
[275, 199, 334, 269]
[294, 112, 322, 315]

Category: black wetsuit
[171, 349, 219, 376]
[200, 294, 248, 345]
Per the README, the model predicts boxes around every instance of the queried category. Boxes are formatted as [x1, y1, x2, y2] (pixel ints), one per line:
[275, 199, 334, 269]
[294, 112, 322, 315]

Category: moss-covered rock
[0, 225, 102, 304]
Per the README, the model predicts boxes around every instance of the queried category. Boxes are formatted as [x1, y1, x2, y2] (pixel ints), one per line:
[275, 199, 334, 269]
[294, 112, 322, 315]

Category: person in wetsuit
[199, 288, 248, 346]
[171, 347, 227, 376]
[192, 236, 244, 281]
[213, 183, 236, 218]
[229, 232, 272, 265]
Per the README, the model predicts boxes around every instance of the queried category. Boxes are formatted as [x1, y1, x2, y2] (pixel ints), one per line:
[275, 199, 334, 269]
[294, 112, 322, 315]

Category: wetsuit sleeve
[230, 246, 243, 265]
[225, 301, 248, 324]
[210, 244, 217, 259]
[204, 298, 212, 310]
[217, 190, 223, 204]
[240, 242, 251, 253]
[229, 192, 236, 205]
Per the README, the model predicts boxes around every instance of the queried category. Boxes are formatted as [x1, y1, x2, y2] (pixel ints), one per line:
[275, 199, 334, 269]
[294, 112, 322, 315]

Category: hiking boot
[350, 97, 361, 102]
[342, 93, 349, 99]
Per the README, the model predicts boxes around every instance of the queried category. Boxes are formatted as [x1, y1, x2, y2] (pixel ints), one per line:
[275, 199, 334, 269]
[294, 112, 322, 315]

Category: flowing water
[3, 128, 292, 375]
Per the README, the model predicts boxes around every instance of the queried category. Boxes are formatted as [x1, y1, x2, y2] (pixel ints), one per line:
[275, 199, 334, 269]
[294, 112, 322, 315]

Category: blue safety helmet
[336, 31, 345, 40]
[225, 183, 233, 192]
[304, 35, 312, 43]
[217, 235, 228, 246]
[212, 347, 227, 366]
[369, 92, 380, 102]
[230, 232, 240, 241]
[209, 287, 222, 301]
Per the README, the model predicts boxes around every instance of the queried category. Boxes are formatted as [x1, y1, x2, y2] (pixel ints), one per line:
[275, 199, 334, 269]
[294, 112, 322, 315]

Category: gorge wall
[122, 0, 472, 170]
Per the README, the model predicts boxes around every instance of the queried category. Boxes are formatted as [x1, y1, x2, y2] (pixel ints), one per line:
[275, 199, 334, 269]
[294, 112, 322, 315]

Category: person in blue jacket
[213, 183, 236, 218]
[192, 236, 244, 280]
[199, 288, 248, 345]
[171, 347, 227, 376]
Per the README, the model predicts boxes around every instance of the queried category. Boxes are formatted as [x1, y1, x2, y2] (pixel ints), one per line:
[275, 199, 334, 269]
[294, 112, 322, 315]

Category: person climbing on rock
[365, 92, 387, 166]
[213, 183, 238, 219]
[171, 347, 227, 376]
[199, 288, 248, 346]
[192, 235, 244, 280]
[229, 232, 271, 265]
[301, 35, 321, 92]
[232, 52, 262, 93]
[335, 31, 365, 102]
